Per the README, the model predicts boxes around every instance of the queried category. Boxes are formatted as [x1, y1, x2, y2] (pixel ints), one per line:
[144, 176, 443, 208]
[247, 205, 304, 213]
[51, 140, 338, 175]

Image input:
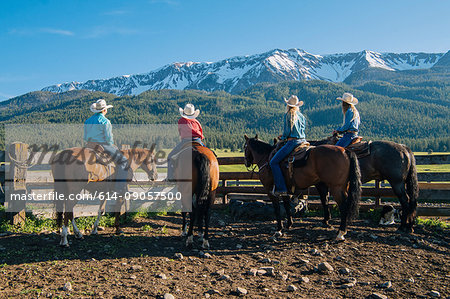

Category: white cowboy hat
[284, 95, 304, 107]
[336, 92, 358, 105]
[179, 103, 200, 119]
[90, 99, 113, 113]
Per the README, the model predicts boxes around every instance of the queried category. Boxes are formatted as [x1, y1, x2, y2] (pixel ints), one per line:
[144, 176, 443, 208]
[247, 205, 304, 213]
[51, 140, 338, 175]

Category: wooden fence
[0, 145, 449, 223]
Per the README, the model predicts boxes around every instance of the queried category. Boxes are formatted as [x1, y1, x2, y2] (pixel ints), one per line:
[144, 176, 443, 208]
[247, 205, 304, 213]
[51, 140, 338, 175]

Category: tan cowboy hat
[90, 99, 113, 113]
[336, 92, 358, 105]
[179, 103, 200, 119]
[284, 95, 304, 107]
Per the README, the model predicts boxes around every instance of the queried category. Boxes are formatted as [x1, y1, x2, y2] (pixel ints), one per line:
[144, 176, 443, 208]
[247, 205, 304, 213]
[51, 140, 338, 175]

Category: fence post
[222, 179, 228, 204]
[8, 142, 28, 225]
[374, 180, 381, 207]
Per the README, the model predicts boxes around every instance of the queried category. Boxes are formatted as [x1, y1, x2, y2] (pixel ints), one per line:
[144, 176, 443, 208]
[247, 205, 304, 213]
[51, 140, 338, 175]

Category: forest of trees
[0, 77, 448, 152]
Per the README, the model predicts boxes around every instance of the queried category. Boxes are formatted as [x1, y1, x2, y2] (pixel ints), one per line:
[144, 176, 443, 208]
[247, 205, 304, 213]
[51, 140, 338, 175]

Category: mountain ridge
[41, 48, 446, 96]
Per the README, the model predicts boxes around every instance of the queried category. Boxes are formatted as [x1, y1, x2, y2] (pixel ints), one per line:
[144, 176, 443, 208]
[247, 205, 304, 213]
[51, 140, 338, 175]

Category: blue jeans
[102, 144, 129, 193]
[167, 138, 204, 180]
[336, 132, 357, 148]
[269, 139, 305, 193]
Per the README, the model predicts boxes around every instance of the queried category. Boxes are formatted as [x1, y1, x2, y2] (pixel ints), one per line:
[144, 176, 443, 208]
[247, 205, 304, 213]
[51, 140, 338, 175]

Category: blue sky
[0, 0, 449, 100]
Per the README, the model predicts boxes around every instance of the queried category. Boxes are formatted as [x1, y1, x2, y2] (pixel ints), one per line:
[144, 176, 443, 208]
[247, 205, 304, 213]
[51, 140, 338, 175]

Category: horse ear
[255, 134, 258, 139]
[273, 138, 277, 145]
[244, 134, 249, 140]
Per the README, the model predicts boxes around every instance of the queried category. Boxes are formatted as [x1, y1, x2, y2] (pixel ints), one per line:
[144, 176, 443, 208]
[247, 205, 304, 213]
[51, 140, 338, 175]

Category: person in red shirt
[167, 103, 205, 180]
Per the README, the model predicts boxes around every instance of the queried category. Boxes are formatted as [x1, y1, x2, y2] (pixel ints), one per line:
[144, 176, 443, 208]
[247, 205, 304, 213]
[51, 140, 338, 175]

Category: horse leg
[331, 188, 348, 241]
[201, 191, 215, 249]
[92, 199, 107, 235]
[197, 213, 204, 242]
[270, 193, 283, 238]
[60, 211, 70, 247]
[390, 181, 413, 233]
[316, 182, 331, 227]
[186, 209, 196, 248]
[282, 195, 293, 229]
[181, 212, 188, 236]
[114, 198, 125, 235]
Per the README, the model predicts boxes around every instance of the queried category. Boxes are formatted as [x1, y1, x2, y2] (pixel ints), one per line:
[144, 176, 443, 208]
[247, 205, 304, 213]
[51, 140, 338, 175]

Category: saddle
[84, 142, 115, 182]
[85, 142, 112, 165]
[346, 140, 371, 158]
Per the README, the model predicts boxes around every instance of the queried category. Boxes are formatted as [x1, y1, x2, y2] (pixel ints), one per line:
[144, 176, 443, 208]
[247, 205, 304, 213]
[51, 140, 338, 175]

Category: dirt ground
[0, 213, 448, 299]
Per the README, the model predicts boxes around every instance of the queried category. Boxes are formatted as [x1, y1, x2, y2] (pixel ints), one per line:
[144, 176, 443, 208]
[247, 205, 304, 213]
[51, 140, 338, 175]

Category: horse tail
[345, 149, 362, 222]
[405, 146, 419, 218]
[193, 151, 211, 206]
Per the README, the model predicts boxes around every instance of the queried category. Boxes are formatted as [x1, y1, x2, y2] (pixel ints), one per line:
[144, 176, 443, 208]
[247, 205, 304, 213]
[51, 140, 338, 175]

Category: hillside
[1, 80, 449, 151]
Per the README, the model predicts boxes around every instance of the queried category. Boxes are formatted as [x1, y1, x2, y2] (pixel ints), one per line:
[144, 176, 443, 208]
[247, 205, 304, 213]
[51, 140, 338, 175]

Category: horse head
[125, 148, 158, 181]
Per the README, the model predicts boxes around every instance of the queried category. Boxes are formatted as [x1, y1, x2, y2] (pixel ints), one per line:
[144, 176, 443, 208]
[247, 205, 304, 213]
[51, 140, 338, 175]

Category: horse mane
[248, 138, 275, 155]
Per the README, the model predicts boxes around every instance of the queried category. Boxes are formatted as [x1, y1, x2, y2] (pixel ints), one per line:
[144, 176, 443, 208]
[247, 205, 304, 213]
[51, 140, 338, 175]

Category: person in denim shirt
[269, 95, 307, 197]
[333, 93, 360, 148]
[84, 99, 129, 194]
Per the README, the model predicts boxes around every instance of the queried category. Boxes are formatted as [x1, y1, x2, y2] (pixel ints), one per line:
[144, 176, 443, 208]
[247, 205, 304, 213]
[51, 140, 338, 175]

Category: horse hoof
[202, 239, 210, 249]
[59, 243, 69, 248]
[186, 235, 194, 248]
[75, 234, 84, 240]
[181, 231, 187, 237]
[273, 231, 282, 238]
[335, 230, 346, 241]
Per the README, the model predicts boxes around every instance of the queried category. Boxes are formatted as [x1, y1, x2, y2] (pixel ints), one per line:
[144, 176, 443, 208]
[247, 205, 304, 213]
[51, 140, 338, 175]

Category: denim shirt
[84, 113, 114, 145]
[337, 108, 360, 133]
[280, 111, 306, 141]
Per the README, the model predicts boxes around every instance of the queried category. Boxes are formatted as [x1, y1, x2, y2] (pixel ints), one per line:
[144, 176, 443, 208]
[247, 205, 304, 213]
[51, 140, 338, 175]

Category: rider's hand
[277, 135, 282, 140]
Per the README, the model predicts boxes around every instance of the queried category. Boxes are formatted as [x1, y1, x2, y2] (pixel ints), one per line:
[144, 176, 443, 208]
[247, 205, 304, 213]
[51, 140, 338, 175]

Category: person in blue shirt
[84, 99, 129, 194]
[333, 93, 360, 148]
[269, 95, 307, 197]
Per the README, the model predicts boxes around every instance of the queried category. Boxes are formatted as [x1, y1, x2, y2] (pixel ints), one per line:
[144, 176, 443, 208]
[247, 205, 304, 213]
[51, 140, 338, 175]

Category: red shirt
[178, 117, 204, 140]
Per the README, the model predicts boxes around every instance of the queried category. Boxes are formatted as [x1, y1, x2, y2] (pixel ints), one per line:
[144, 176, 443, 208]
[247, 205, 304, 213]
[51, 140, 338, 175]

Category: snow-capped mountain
[42, 49, 445, 95]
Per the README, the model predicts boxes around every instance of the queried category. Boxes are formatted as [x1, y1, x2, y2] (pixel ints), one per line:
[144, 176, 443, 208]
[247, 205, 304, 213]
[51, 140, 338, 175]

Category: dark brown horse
[244, 135, 362, 241]
[313, 135, 418, 233]
[173, 143, 219, 249]
[51, 147, 157, 247]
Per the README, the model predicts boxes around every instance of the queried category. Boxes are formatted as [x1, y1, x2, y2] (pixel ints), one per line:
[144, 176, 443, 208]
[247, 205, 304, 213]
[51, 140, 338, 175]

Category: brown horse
[312, 134, 419, 232]
[173, 143, 219, 249]
[244, 135, 362, 241]
[51, 147, 157, 247]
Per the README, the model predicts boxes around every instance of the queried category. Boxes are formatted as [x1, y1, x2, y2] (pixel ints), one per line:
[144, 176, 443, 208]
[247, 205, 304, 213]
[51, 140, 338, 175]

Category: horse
[172, 143, 219, 249]
[312, 134, 418, 233]
[51, 147, 158, 247]
[244, 134, 362, 241]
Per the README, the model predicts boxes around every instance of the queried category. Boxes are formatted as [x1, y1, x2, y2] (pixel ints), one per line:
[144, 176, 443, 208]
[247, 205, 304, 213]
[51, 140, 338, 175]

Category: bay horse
[244, 135, 362, 241]
[173, 143, 219, 249]
[51, 147, 158, 247]
[313, 135, 418, 233]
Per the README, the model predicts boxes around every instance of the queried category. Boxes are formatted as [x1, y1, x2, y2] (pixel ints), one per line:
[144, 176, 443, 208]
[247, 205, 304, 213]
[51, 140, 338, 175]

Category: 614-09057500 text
[8, 191, 183, 202]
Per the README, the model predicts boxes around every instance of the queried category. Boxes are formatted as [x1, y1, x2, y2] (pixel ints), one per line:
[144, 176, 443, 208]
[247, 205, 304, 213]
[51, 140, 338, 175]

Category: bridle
[244, 141, 267, 178]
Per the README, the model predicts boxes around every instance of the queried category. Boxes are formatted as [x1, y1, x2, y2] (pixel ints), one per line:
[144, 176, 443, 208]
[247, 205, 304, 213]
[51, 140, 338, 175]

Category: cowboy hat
[179, 103, 200, 119]
[284, 95, 304, 107]
[90, 99, 113, 113]
[336, 92, 358, 105]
